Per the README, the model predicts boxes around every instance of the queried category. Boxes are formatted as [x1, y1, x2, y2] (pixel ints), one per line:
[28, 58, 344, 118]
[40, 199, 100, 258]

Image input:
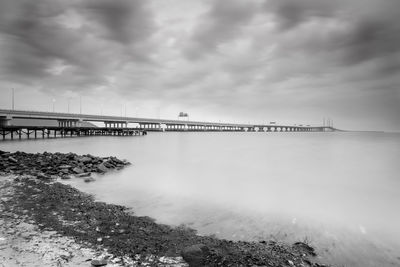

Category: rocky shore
[0, 150, 330, 267]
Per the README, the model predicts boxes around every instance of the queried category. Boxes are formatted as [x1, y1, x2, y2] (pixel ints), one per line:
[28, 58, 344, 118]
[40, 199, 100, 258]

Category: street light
[52, 99, 56, 112]
[11, 88, 15, 110]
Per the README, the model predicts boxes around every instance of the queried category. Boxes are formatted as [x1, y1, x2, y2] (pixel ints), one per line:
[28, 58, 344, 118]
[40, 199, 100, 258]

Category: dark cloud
[82, 0, 155, 44]
[263, 0, 400, 68]
[343, 19, 400, 68]
[183, 0, 257, 60]
[0, 0, 157, 92]
[263, 0, 336, 30]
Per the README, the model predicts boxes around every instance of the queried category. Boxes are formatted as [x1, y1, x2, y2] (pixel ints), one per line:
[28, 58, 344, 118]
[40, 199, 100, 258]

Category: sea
[1, 131, 400, 266]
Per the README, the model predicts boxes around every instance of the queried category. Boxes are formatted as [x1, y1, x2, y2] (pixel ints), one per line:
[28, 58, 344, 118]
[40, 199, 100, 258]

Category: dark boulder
[181, 244, 209, 267]
[91, 259, 108, 266]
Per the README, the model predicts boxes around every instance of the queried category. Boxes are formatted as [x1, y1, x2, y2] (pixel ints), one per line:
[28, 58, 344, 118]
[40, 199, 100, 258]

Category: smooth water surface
[1, 132, 400, 266]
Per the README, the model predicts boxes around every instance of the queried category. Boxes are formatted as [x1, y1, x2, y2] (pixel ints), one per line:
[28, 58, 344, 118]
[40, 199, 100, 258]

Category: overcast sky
[0, 0, 399, 131]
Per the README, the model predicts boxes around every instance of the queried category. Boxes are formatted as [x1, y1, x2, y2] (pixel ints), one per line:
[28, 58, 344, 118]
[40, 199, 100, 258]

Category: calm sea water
[1, 132, 400, 266]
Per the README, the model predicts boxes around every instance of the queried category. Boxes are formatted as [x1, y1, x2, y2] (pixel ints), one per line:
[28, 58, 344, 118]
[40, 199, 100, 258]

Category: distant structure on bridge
[178, 112, 189, 121]
[0, 109, 338, 141]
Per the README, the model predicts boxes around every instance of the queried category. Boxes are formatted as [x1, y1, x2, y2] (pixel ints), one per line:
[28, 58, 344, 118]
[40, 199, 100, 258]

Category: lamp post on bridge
[67, 98, 71, 113]
[12, 88, 15, 110]
[52, 99, 56, 112]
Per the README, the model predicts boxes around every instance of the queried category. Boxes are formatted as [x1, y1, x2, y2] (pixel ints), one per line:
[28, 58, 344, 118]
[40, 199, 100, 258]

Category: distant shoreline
[0, 150, 329, 266]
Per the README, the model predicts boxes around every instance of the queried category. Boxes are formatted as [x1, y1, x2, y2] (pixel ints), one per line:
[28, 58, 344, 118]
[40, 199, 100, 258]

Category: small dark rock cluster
[0, 150, 130, 182]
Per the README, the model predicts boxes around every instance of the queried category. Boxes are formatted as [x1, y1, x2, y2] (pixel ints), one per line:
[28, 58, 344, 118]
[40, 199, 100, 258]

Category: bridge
[0, 109, 337, 140]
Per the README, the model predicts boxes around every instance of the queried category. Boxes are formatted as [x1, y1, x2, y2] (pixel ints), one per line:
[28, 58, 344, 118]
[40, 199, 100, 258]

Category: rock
[72, 167, 84, 174]
[58, 165, 72, 169]
[84, 177, 95, 183]
[293, 242, 316, 256]
[78, 156, 92, 163]
[8, 156, 18, 163]
[61, 175, 72, 180]
[97, 163, 109, 173]
[37, 173, 51, 180]
[0, 150, 7, 155]
[91, 259, 108, 266]
[75, 172, 91, 178]
[103, 161, 114, 168]
[181, 244, 209, 267]
[60, 169, 69, 174]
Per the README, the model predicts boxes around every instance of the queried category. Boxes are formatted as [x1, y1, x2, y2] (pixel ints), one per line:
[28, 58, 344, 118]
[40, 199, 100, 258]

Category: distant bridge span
[0, 109, 337, 132]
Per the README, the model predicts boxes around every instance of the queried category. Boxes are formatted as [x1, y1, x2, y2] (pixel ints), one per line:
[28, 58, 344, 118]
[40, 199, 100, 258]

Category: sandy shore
[0, 150, 329, 266]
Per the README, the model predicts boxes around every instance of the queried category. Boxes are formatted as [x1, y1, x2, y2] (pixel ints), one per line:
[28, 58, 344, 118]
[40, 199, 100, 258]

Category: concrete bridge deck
[0, 109, 337, 139]
[0, 109, 336, 131]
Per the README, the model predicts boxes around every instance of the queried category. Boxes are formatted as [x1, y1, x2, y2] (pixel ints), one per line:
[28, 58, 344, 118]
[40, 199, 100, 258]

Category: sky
[0, 0, 399, 131]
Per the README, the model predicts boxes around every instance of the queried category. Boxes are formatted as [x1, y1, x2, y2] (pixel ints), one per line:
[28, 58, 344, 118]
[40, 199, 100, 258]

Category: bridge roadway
[0, 109, 335, 132]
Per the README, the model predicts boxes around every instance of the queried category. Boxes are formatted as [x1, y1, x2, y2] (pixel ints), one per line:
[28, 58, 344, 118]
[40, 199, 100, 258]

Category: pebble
[84, 177, 95, 183]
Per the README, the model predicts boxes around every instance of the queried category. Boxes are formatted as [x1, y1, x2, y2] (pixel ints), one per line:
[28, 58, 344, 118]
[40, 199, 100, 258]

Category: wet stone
[72, 167, 84, 174]
[8, 156, 18, 163]
[91, 259, 108, 266]
[78, 156, 92, 163]
[75, 172, 91, 178]
[97, 163, 109, 173]
[84, 177, 95, 183]
[58, 165, 71, 169]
